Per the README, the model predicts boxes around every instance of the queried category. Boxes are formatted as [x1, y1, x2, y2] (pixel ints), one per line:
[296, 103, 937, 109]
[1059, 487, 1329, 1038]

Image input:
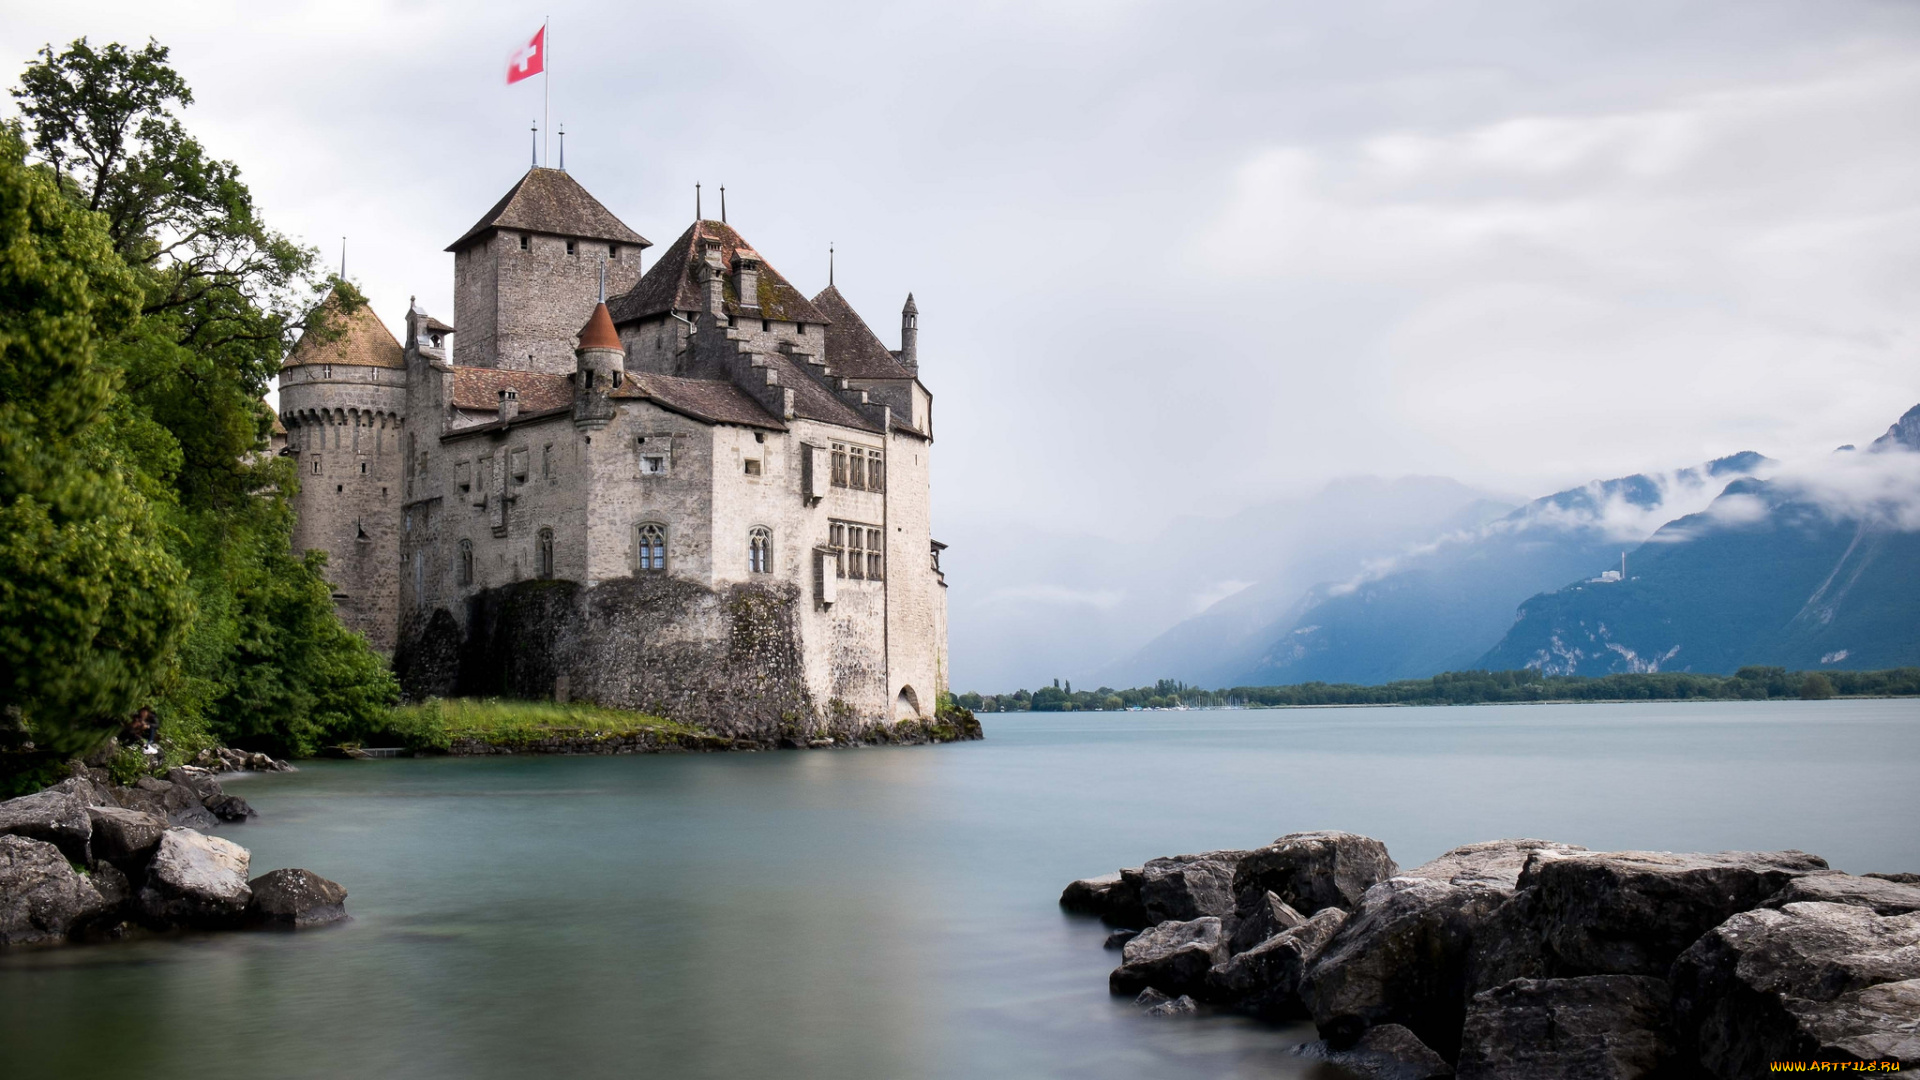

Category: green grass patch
[374, 698, 712, 752]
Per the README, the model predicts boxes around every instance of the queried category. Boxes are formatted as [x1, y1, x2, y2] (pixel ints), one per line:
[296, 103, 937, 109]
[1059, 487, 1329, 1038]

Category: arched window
[537, 528, 555, 579]
[458, 539, 474, 585]
[634, 523, 667, 573]
[749, 527, 773, 574]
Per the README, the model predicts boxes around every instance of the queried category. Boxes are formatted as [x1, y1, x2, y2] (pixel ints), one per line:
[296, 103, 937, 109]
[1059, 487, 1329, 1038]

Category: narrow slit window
[537, 527, 554, 579]
[459, 539, 474, 585]
[566, 239, 577, 256]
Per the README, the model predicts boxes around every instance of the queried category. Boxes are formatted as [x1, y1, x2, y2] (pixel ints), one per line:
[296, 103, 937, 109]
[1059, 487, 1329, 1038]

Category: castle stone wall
[454, 230, 642, 374]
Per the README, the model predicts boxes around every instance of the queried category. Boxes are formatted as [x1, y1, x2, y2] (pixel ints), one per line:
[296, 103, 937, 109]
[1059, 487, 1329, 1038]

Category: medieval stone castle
[277, 168, 947, 734]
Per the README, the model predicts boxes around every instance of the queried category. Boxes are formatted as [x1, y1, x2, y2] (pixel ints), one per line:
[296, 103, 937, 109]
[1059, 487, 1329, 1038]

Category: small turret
[899, 293, 918, 375]
[573, 269, 623, 429]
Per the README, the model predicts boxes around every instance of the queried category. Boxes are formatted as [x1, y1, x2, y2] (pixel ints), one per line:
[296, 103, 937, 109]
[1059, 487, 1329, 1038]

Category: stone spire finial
[900, 293, 918, 374]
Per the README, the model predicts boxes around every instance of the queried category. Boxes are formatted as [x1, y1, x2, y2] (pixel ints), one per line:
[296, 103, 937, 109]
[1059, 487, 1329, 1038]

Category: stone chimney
[698, 234, 727, 317]
[733, 249, 761, 312]
[497, 388, 520, 424]
[899, 293, 918, 374]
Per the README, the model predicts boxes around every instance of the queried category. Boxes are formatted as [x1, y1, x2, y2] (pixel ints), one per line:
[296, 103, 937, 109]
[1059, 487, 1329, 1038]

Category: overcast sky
[6, 1, 1919, 681]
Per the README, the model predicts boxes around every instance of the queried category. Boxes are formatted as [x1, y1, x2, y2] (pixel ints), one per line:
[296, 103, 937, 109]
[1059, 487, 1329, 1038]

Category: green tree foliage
[0, 126, 191, 757]
[957, 667, 1920, 712]
[6, 39, 395, 763]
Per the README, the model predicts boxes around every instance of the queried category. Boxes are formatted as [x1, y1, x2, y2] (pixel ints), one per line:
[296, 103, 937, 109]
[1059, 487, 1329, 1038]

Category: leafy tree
[0, 126, 190, 758]
[9, 39, 395, 763]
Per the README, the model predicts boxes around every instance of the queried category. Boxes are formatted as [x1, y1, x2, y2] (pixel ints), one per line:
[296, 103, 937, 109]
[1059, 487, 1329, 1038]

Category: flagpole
[543, 17, 550, 168]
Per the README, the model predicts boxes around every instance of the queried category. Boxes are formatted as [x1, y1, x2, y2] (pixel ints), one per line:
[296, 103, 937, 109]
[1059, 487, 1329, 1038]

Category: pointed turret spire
[899, 293, 919, 374]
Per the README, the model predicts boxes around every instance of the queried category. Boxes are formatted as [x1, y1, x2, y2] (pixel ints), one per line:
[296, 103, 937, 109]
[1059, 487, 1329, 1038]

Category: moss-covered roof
[608, 220, 827, 326]
[283, 288, 404, 370]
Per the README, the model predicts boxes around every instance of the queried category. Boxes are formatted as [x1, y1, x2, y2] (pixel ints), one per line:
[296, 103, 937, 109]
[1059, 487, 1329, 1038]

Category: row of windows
[516, 233, 622, 260]
[828, 521, 885, 581]
[830, 443, 884, 492]
[453, 524, 781, 584]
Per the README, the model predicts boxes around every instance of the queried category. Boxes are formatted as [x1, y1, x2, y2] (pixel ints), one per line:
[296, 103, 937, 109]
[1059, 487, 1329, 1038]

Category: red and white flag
[507, 26, 545, 84]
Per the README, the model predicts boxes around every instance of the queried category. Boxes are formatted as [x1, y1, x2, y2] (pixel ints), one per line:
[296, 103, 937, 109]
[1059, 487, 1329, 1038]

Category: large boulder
[246, 868, 349, 928]
[1456, 975, 1678, 1079]
[1520, 849, 1830, 979]
[0, 835, 106, 945]
[1297, 1023, 1454, 1080]
[1110, 916, 1226, 997]
[1229, 890, 1306, 954]
[137, 828, 252, 928]
[1763, 873, 1920, 916]
[1302, 877, 1508, 1059]
[1232, 831, 1396, 917]
[0, 789, 92, 863]
[1670, 901, 1920, 1075]
[85, 806, 168, 867]
[1404, 839, 1588, 890]
[1060, 871, 1147, 928]
[1204, 905, 1347, 1018]
[1133, 850, 1248, 923]
[164, 766, 224, 803]
[113, 776, 219, 829]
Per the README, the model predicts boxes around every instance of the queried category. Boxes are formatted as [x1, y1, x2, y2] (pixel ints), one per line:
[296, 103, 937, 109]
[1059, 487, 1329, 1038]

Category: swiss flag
[507, 26, 544, 84]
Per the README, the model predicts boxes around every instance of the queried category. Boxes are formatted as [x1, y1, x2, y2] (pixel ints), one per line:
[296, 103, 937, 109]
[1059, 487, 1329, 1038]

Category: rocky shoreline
[433, 711, 984, 756]
[0, 762, 346, 947]
[1062, 832, 1920, 1077]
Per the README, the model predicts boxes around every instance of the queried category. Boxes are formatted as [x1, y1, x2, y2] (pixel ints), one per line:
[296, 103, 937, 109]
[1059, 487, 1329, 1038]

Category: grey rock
[1111, 917, 1227, 997]
[203, 794, 257, 822]
[1134, 987, 1172, 1008]
[0, 789, 92, 863]
[1302, 877, 1508, 1060]
[114, 777, 201, 819]
[137, 828, 252, 928]
[246, 868, 349, 928]
[164, 766, 224, 803]
[1204, 905, 1347, 1018]
[1521, 849, 1830, 979]
[1104, 929, 1138, 950]
[1670, 901, 1920, 1075]
[1867, 872, 1920, 885]
[1133, 850, 1248, 923]
[1061, 871, 1147, 928]
[1231, 831, 1397, 918]
[166, 804, 221, 830]
[86, 861, 131, 915]
[86, 805, 168, 865]
[1229, 890, 1306, 955]
[1457, 976, 1678, 1080]
[0, 834, 105, 945]
[1763, 873, 1920, 916]
[1144, 994, 1197, 1017]
[46, 774, 112, 808]
[1404, 839, 1588, 891]
[1297, 1023, 1454, 1080]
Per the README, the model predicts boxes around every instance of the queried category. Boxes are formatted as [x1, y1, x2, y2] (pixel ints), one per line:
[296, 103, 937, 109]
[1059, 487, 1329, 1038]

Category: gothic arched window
[635, 523, 667, 573]
[458, 539, 474, 585]
[537, 528, 554, 579]
[749, 527, 773, 574]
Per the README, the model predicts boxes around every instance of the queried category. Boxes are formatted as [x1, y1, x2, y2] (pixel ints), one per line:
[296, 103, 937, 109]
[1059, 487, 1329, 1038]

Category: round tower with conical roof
[278, 286, 409, 652]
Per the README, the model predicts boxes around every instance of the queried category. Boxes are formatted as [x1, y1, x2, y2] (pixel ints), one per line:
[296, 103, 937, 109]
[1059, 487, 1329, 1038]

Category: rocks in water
[0, 789, 93, 863]
[246, 868, 349, 928]
[1060, 871, 1146, 928]
[1134, 986, 1173, 1008]
[136, 828, 252, 929]
[165, 803, 221, 830]
[1456, 975, 1678, 1079]
[1763, 872, 1920, 916]
[164, 766, 224, 804]
[86, 806, 168, 866]
[1302, 876, 1507, 1060]
[1297, 1023, 1454, 1080]
[1110, 916, 1226, 997]
[1229, 890, 1306, 955]
[192, 747, 293, 773]
[1670, 901, 1920, 1074]
[1205, 906, 1348, 1019]
[1232, 831, 1397, 917]
[1145, 994, 1197, 1017]
[0, 835, 106, 946]
[203, 794, 257, 822]
[1103, 929, 1138, 950]
[1521, 848, 1829, 979]
[1133, 850, 1248, 923]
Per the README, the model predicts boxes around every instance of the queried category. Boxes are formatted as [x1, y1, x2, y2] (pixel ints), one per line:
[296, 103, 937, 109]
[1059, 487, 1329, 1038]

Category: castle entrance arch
[895, 685, 921, 721]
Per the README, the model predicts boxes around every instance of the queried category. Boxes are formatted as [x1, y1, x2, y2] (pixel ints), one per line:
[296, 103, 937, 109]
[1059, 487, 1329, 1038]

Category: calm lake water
[2, 700, 1915, 1079]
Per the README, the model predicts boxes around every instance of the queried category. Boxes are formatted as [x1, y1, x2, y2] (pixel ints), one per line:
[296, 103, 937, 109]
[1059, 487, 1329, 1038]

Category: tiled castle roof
[283, 288, 404, 369]
[449, 368, 573, 413]
[577, 302, 621, 351]
[608, 220, 827, 326]
[611, 373, 786, 430]
[445, 168, 650, 252]
[810, 285, 912, 380]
